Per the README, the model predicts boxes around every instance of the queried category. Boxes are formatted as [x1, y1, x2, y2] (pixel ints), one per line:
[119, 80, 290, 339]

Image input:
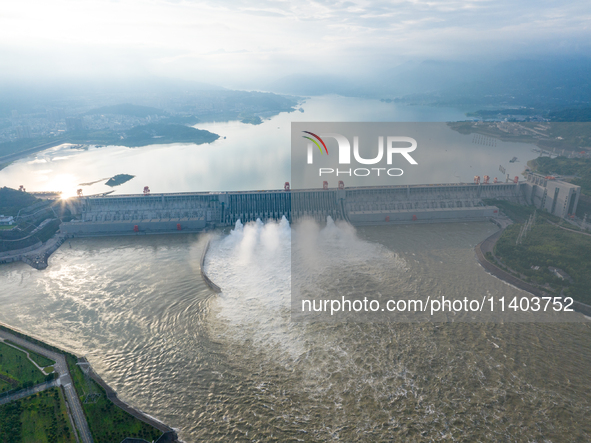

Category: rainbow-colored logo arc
[302, 131, 328, 155]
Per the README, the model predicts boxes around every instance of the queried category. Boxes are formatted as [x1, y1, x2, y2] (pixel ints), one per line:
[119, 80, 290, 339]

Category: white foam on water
[292, 217, 405, 295]
[205, 216, 406, 361]
[205, 216, 298, 357]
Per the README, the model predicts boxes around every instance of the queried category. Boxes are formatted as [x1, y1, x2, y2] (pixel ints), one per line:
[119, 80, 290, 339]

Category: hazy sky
[1, 0, 590, 87]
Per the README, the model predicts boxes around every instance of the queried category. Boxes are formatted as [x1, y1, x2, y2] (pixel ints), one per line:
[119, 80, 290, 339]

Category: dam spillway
[60, 177, 580, 235]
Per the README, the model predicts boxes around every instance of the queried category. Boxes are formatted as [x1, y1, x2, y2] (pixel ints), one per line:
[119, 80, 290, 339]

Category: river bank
[475, 218, 591, 317]
[0, 322, 179, 443]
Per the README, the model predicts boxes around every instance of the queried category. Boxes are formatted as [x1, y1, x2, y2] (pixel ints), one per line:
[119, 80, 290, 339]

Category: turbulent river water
[1, 220, 590, 442]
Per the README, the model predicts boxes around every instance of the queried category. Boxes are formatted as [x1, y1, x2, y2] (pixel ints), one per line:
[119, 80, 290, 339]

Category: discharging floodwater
[0, 221, 589, 442]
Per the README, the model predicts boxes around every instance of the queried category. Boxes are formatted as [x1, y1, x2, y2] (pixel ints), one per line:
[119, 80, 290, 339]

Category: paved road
[0, 329, 94, 443]
[0, 139, 66, 163]
[545, 219, 591, 237]
[0, 380, 58, 405]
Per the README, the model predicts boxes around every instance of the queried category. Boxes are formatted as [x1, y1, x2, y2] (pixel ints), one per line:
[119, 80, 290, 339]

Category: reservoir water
[0, 96, 533, 196]
[0, 97, 589, 441]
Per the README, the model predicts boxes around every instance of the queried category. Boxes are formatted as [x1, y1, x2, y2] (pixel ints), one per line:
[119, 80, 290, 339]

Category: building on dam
[60, 177, 581, 236]
[523, 173, 581, 218]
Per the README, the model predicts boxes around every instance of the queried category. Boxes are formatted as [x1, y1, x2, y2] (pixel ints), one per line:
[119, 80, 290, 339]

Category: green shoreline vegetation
[0, 388, 76, 443]
[4, 340, 55, 367]
[0, 186, 39, 216]
[0, 187, 70, 254]
[483, 200, 591, 305]
[495, 221, 591, 304]
[0, 215, 62, 254]
[532, 156, 591, 193]
[0, 324, 165, 443]
[240, 114, 263, 125]
[65, 354, 162, 443]
[0, 341, 51, 394]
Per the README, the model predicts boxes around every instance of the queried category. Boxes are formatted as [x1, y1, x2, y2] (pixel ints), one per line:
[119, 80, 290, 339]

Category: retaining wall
[62, 218, 206, 236]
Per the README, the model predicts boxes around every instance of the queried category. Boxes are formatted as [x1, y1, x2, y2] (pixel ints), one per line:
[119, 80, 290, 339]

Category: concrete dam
[59, 175, 581, 236]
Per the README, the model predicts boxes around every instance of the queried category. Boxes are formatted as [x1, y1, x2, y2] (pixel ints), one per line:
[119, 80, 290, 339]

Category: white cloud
[0, 0, 589, 86]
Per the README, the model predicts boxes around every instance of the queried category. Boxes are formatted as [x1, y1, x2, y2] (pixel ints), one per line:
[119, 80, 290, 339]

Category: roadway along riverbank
[0, 322, 179, 443]
[76, 357, 177, 440]
[0, 139, 67, 164]
[0, 380, 58, 406]
[0, 326, 94, 443]
[0, 233, 67, 269]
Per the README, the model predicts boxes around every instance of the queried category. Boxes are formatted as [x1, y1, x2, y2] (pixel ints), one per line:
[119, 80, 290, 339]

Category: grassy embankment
[0, 324, 163, 443]
[0, 187, 67, 254]
[483, 199, 591, 305]
[0, 341, 51, 394]
[0, 216, 62, 253]
[65, 354, 163, 443]
[0, 387, 76, 443]
[0, 186, 39, 216]
[4, 340, 55, 367]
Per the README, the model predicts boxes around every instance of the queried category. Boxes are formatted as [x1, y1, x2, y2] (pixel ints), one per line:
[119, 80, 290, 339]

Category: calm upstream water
[0, 221, 590, 442]
[0, 96, 535, 196]
[0, 97, 589, 441]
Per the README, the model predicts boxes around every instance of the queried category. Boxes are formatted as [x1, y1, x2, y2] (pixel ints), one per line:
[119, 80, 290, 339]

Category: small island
[106, 174, 135, 187]
[240, 115, 263, 125]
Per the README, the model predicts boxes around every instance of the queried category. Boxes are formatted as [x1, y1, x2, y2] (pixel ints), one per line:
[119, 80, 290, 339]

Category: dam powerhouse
[60, 173, 581, 235]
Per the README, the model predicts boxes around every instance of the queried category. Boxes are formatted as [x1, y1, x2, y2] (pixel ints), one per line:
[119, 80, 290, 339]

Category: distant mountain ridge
[268, 57, 591, 110]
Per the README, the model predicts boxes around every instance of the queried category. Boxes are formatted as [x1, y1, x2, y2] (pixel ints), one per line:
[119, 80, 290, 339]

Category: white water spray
[205, 216, 405, 358]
